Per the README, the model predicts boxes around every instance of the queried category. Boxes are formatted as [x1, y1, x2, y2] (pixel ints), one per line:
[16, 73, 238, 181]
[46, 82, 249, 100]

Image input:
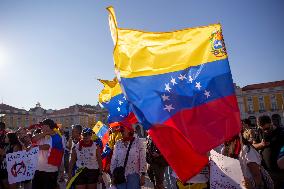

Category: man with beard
[253, 115, 284, 188]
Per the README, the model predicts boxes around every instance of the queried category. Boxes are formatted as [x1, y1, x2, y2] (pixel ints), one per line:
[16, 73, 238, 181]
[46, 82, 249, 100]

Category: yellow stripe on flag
[92, 121, 104, 134]
[107, 7, 227, 79]
[53, 128, 62, 137]
[98, 78, 122, 103]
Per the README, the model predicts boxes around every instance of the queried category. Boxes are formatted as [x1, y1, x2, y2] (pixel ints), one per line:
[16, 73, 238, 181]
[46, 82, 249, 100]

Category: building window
[259, 103, 265, 112]
[271, 95, 277, 110]
[247, 96, 254, 112]
[247, 96, 252, 102]
[248, 104, 254, 112]
[258, 96, 265, 112]
[25, 120, 29, 127]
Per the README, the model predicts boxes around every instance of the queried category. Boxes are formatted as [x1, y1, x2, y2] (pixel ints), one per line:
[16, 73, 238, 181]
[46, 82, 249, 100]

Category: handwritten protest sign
[6, 147, 39, 184]
[210, 150, 245, 189]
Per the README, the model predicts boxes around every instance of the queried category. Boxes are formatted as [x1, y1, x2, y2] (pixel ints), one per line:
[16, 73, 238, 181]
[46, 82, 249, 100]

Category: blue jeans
[116, 173, 140, 189]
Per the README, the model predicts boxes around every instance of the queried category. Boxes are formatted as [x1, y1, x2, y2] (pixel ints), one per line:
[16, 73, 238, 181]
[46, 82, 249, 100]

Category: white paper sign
[6, 147, 39, 184]
[210, 150, 245, 189]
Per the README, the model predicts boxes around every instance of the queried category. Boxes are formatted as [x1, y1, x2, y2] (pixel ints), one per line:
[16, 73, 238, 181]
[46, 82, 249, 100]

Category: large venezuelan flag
[107, 7, 241, 182]
[98, 78, 137, 124]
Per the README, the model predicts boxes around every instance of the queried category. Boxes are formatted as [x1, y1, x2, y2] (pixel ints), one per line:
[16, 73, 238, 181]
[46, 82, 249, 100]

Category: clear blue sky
[0, 0, 283, 110]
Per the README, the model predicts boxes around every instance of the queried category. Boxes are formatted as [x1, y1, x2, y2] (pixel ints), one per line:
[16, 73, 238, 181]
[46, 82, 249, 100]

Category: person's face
[72, 128, 81, 140]
[122, 128, 130, 138]
[242, 122, 248, 129]
[247, 133, 254, 144]
[41, 124, 50, 133]
[82, 134, 91, 143]
[17, 129, 31, 146]
[260, 123, 272, 133]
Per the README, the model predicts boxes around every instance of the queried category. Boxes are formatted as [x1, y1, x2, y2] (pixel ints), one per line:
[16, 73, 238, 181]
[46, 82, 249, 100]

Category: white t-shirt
[75, 142, 98, 169]
[36, 136, 58, 172]
[239, 145, 261, 180]
[110, 138, 147, 176]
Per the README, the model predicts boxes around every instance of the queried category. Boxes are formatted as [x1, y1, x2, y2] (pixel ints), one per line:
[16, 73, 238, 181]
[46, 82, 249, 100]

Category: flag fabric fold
[107, 7, 241, 182]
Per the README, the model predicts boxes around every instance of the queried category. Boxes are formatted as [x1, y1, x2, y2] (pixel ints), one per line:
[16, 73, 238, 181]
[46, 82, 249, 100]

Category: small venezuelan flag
[98, 78, 137, 124]
[92, 121, 109, 147]
[107, 7, 241, 182]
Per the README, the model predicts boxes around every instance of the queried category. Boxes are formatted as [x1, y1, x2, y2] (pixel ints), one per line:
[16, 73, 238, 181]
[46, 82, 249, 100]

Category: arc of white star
[161, 94, 170, 101]
[117, 107, 121, 112]
[170, 77, 177, 85]
[123, 96, 126, 100]
[204, 90, 211, 98]
[188, 76, 194, 83]
[164, 104, 175, 112]
[165, 83, 172, 92]
[118, 100, 123, 105]
[178, 74, 187, 80]
[195, 82, 202, 90]
[120, 115, 124, 117]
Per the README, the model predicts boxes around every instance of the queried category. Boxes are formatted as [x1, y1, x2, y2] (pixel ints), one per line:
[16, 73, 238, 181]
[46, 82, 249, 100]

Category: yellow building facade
[0, 103, 40, 129]
[0, 103, 108, 130]
[241, 80, 284, 126]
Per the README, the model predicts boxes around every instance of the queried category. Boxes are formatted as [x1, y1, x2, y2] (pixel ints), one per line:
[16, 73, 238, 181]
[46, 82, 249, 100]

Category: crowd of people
[221, 116, 284, 189]
[0, 115, 284, 189]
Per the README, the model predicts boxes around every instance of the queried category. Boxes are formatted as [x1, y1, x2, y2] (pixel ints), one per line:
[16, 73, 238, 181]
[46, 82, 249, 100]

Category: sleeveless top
[75, 142, 98, 169]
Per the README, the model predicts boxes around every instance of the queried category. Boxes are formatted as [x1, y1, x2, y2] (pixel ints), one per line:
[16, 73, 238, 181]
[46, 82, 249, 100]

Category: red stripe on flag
[149, 126, 208, 183]
[123, 112, 138, 124]
[164, 95, 241, 154]
[149, 95, 241, 182]
[102, 132, 109, 147]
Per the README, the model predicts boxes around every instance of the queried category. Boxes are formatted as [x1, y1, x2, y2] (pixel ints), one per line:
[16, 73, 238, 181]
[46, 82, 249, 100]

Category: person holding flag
[98, 78, 137, 174]
[31, 119, 64, 189]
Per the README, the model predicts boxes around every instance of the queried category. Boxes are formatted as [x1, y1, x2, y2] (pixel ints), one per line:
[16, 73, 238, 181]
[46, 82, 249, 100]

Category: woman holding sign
[2, 132, 22, 189]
